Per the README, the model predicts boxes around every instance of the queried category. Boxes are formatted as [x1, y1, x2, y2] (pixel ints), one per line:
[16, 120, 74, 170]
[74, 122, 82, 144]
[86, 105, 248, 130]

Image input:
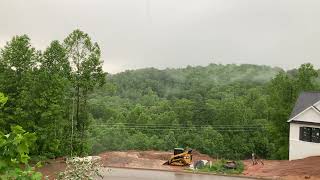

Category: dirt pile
[138, 151, 171, 160]
[191, 150, 214, 162]
[38, 151, 320, 180]
[38, 150, 213, 179]
[37, 157, 66, 179]
[98, 150, 213, 171]
[243, 156, 320, 180]
[98, 151, 174, 170]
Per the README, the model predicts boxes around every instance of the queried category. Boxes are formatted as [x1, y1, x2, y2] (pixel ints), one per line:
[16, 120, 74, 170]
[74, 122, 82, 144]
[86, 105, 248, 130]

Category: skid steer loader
[163, 148, 192, 166]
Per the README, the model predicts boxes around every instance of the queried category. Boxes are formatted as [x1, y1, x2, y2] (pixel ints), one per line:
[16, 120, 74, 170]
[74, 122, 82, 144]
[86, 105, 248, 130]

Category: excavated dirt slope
[243, 156, 320, 180]
[38, 151, 320, 180]
[38, 150, 213, 179]
[98, 150, 214, 171]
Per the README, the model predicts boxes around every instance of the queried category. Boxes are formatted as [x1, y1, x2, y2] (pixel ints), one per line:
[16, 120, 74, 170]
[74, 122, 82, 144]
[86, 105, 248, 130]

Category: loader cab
[174, 148, 185, 155]
[164, 148, 193, 166]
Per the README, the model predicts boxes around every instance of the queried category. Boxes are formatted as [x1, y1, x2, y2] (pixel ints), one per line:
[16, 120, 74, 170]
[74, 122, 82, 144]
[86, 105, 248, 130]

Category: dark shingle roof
[289, 92, 320, 119]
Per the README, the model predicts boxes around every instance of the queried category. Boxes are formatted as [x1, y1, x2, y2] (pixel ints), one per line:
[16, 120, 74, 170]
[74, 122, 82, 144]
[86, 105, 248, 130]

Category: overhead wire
[90, 124, 268, 132]
[92, 122, 270, 126]
[91, 124, 270, 128]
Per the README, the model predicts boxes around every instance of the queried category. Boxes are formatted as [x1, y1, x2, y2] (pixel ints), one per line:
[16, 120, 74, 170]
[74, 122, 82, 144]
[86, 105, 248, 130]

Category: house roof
[289, 91, 320, 120]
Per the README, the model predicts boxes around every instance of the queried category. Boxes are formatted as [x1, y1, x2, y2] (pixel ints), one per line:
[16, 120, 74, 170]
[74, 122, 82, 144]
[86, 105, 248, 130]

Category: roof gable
[289, 92, 320, 120]
[288, 106, 320, 123]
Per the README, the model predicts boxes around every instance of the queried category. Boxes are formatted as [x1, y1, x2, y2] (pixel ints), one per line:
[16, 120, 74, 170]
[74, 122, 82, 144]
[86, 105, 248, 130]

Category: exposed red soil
[243, 156, 320, 180]
[98, 150, 214, 171]
[37, 157, 66, 179]
[38, 150, 213, 179]
[38, 151, 320, 180]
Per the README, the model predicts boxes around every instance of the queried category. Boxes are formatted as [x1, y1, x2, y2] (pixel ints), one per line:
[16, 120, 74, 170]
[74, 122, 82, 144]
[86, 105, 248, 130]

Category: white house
[288, 92, 320, 160]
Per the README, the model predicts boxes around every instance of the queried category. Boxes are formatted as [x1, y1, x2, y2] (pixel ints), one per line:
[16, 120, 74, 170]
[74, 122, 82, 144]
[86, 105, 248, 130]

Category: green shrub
[199, 160, 244, 175]
[0, 125, 42, 179]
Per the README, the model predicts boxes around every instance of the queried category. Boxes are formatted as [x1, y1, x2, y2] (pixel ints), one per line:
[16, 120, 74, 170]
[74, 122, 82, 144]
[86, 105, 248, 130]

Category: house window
[311, 128, 320, 143]
[300, 127, 320, 143]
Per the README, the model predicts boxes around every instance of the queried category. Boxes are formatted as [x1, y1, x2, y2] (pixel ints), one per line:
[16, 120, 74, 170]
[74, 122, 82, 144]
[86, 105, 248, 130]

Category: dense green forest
[0, 30, 319, 175]
[0, 30, 105, 160]
[89, 63, 319, 159]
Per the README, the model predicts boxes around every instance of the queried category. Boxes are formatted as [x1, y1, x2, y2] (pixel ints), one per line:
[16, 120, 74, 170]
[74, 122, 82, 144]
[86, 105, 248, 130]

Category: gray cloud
[1, 0, 320, 73]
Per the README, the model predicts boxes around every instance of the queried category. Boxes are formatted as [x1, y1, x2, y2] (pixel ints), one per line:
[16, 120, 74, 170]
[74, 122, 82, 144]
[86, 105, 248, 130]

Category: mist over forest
[1, 32, 319, 180]
[89, 63, 319, 159]
[2, 0, 320, 178]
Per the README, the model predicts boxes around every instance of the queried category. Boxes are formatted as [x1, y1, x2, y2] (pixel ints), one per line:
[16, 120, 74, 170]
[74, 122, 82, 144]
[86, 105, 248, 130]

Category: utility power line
[89, 126, 267, 131]
[91, 123, 270, 128]
[91, 125, 266, 129]
[92, 122, 269, 125]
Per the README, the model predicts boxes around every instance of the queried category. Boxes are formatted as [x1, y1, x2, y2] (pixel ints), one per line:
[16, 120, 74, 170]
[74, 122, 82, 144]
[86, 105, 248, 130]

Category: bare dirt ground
[38, 151, 320, 180]
[98, 150, 214, 171]
[243, 156, 320, 180]
[38, 157, 66, 179]
[38, 150, 214, 179]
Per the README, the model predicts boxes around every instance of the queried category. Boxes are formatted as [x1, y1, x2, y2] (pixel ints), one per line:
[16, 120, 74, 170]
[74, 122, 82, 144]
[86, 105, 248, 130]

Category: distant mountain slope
[108, 64, 282, 98]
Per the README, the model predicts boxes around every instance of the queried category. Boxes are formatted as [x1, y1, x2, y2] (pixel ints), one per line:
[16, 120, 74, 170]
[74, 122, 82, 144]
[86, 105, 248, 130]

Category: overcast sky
[1, 0, 320, 73]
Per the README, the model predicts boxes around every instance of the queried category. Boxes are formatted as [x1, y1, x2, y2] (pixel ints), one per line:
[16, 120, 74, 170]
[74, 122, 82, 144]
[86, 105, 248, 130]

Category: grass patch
[198, 160, 244, 175]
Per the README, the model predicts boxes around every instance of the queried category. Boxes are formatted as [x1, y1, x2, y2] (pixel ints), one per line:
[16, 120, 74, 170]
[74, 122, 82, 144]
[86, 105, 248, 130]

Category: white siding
[315, 102, 320, 110]
[292, 108, 320, 124]
[289, 123, 320, 160]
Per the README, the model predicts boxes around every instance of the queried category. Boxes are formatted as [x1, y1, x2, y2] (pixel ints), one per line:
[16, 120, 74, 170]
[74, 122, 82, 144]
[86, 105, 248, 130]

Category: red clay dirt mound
[38, 150, 214, 179]
[243, 156, 320, 180]
[98, 150, 214, 171]
[191, 150, 214, 162]
[38, 151, 320, 180]
[37, 157, 66, 180]
[138, 151, 171, 160]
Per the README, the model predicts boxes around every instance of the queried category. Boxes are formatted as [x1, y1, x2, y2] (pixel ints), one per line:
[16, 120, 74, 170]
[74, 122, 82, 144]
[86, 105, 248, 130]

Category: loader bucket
[163, 161, 170, 165]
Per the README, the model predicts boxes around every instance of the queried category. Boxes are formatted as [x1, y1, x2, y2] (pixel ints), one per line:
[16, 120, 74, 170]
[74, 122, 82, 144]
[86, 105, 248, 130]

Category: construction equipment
[163, 148, 192, 166]
[224, 161, 237, 169]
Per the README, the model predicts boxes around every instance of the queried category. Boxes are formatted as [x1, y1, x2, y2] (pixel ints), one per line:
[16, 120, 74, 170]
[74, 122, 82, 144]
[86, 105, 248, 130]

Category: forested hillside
[89, 63, 319, 159]
[108, 64, 281, 99]
[0, 30, 319, 168]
